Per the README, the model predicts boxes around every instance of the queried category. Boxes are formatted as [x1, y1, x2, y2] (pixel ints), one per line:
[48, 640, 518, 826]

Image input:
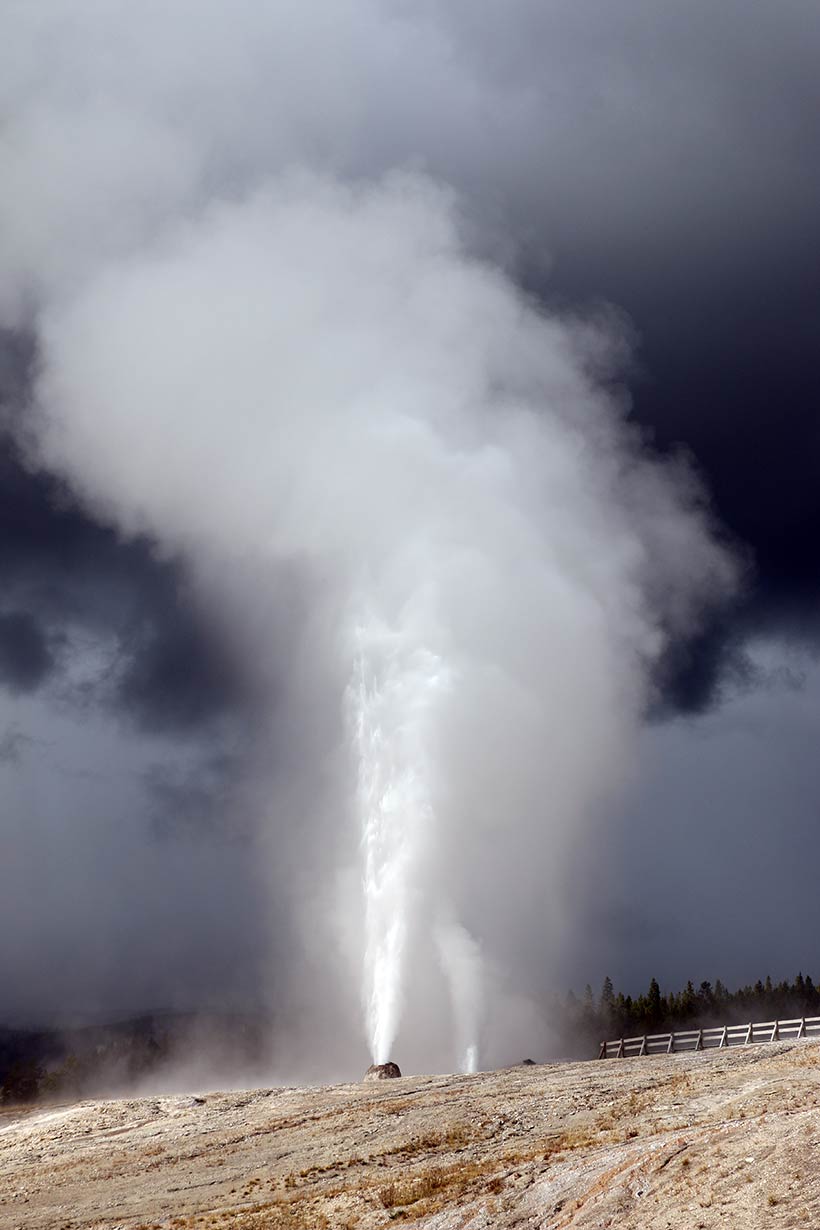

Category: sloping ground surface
[1, 1040, 820, 1228]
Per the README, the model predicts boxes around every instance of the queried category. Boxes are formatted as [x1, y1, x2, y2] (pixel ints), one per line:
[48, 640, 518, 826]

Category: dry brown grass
[370, 1119, 616, 1221]
[376, 1157, 505, 1218]
[277, 1120, 477, 1195]
[202, 1130, 514, 1228]
[375, 1122, 474, 1158]
[198, 1202, 331, 1230]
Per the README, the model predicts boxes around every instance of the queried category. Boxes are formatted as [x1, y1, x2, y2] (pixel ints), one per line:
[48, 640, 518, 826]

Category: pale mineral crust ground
[2, 1040, 820, 1229]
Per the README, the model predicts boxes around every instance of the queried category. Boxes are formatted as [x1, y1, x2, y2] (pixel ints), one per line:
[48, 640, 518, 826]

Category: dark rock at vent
[363, 1061, 401, 1081]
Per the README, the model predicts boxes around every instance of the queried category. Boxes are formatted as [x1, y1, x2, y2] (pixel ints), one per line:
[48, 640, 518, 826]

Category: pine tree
[681, 981, 697, 1018]
[647, 978, 662, 1027]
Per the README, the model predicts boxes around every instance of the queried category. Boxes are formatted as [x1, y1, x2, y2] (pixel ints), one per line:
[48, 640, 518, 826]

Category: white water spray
[437, 920, 484, 1073]
[349, 611, 452, 1064]
[348, 599, 487, 1070]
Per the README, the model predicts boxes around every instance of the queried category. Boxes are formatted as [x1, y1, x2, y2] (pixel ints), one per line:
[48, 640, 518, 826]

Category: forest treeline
[556, 971, 820, 1055]
[0, 1013, 268, 1106]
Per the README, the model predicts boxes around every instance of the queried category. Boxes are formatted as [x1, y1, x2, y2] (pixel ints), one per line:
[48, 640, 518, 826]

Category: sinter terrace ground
[2, 1039, 820, 1228]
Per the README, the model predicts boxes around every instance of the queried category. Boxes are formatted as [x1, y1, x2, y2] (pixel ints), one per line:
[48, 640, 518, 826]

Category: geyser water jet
[349, 611, 453, 1065]
[436, 920, 484, 1073]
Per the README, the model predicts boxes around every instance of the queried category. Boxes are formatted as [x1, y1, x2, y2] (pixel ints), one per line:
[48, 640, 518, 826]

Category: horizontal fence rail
[599, 1015, 820, 1059]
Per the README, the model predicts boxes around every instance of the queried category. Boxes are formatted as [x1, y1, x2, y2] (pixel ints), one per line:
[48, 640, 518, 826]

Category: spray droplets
[349, 613, 454, 1065]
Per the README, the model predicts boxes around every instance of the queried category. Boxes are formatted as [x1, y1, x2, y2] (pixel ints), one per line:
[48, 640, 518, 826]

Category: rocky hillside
[2, 1040, 819, 1228]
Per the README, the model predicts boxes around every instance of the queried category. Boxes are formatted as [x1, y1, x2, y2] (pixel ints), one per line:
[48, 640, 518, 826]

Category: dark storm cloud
[561, 660, 820, 998]
[116, 596, 248, 734]
[620, 282, 819, 709]
[0, 400, 250, 735]
[0, 726, 35, 765]
[142, 751, 246, 837]
[0, 610, 54, 693]
[651, 614, 758, 718]
[502, 20, 819, 704]
[0, 332, 264, 1025]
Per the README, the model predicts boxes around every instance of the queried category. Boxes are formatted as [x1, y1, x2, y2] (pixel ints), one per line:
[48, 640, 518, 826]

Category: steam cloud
[2, 3, 738, 1073]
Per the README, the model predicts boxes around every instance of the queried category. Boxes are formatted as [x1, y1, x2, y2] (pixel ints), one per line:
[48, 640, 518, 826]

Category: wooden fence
[598, 1015, 820, 1059]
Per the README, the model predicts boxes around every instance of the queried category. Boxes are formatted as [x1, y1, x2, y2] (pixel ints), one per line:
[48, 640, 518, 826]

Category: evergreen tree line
[558, 972, 820, 1053]
[0, 1028, 166, 1106]
[0, 1012, 267, 1106]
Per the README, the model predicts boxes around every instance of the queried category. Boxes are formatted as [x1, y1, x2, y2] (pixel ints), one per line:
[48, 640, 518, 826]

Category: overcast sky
[1, 2, 819, 1072]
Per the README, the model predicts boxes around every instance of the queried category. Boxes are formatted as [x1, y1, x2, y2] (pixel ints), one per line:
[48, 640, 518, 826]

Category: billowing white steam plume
[1, 6, 737, 1073]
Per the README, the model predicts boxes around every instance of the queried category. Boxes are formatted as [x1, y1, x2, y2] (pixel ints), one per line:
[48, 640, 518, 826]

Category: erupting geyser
[10, 82, 737, 1071]
[349, 617, 459, 1069]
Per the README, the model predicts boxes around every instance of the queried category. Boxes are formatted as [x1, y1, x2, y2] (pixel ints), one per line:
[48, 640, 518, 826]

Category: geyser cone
[363, 1061, 402, 1081]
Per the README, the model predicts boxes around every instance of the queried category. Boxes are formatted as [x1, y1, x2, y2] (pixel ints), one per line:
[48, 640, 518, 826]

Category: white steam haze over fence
[1, 3, 738, 1076]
